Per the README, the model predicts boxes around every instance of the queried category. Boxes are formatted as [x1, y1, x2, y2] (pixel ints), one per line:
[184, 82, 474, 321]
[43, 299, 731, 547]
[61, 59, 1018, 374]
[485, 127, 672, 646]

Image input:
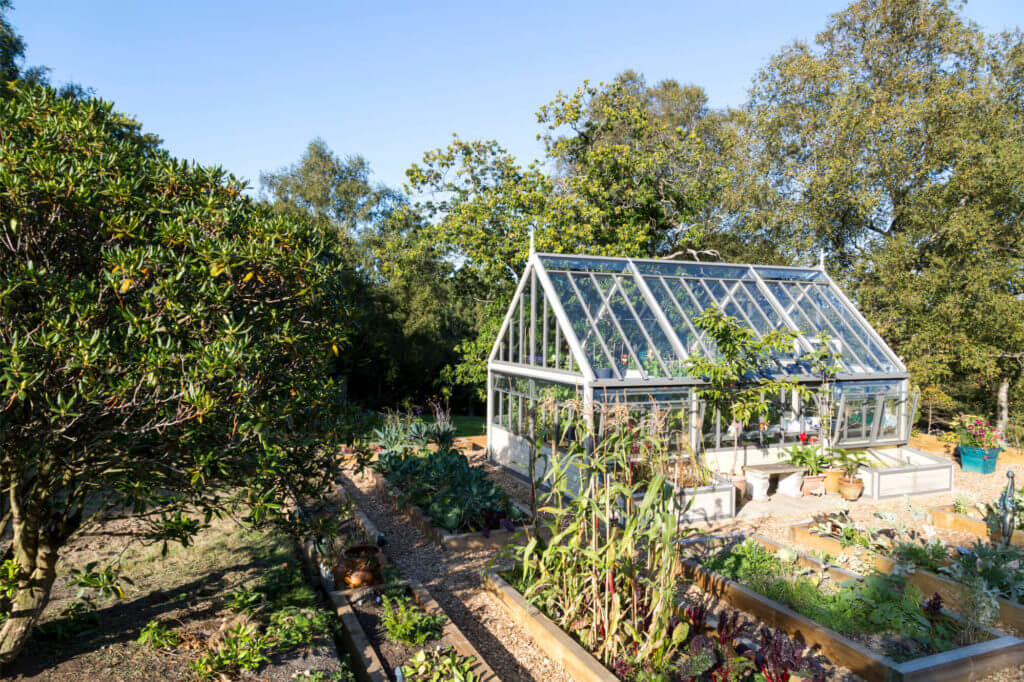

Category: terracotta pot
[801, 474, 826, 496]
[839, 476, 864, 501]
[335, 544, 385, 588]
[823, 468, 844, 494]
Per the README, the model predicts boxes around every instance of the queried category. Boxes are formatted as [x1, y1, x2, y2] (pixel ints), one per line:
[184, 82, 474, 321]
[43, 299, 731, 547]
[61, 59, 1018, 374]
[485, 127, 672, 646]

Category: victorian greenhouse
[487, 253, 947, 516]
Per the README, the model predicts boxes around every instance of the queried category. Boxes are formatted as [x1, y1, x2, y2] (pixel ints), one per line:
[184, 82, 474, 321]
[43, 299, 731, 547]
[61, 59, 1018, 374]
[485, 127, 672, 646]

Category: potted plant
[833, 449, 868, 501]
[952, 415, 1002, 474]
[785, 440, 828, 496]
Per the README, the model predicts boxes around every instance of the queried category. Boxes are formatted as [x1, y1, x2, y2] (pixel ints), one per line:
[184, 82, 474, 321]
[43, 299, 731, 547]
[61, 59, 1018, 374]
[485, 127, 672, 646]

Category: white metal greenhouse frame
[486, 253, 918, 480]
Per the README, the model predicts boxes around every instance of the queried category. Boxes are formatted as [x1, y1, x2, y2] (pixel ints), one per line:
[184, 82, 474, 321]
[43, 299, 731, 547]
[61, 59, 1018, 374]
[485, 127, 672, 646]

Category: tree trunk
[998, 378, 1010, 435]
[0, 511, 60, 665]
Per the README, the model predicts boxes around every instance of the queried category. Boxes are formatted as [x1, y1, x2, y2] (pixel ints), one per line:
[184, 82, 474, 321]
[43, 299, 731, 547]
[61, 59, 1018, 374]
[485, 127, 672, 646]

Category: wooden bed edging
[789, 521, 1024, 633]
[482, 569, 618, 682]
[929, 505, 1024, 549]
[681, 533, 1024, 682]
[363, 466, 539, 552]
[328, 579, 499, 682]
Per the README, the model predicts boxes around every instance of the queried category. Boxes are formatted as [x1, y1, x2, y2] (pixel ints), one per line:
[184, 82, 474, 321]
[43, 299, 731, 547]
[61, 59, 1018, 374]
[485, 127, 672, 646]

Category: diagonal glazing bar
[532, 264, 594, 381]
[588, 273, 648, 379]
[610, 274, 672, 375]
[748, 267, 815, 355]
[627, 262, 689, 366]
[566, 272, 623, 380]
[657, 276, 712, 357]
[803, 283, 890, 371]
[771, 281, 865, 371]
[795, 282, 886, 371]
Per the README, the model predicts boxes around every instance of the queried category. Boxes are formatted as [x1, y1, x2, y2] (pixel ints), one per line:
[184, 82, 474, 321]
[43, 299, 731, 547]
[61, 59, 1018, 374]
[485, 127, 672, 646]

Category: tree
[686, 306, 804, 476]
[749, 0, 1024, 421]
[399, 73, 742, 395]
[0, 83, 353, 662]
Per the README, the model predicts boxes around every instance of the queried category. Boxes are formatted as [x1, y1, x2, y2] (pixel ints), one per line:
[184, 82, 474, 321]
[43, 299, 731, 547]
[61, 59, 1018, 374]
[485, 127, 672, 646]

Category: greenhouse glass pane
[730, 283, 773, 336]
[633, 260, 753, 280]
[547, 271, 614, 376]
[617, 275, 683, 374]
[752, 267, 825, 281]
[643, 276, 701, 360]
[576, 274, 632, 377]
[539, 255, 631, 273]
[799, 284, 888, 372]
[817, 286, 898, 372]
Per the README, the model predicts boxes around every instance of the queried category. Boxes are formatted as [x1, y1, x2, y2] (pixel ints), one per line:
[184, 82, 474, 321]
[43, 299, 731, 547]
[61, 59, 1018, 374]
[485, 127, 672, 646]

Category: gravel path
[336, 462, 572, 682]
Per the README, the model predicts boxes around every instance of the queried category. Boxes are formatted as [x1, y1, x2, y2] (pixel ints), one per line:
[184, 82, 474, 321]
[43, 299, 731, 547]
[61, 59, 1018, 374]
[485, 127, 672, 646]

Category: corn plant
[503, 404, 691, 675]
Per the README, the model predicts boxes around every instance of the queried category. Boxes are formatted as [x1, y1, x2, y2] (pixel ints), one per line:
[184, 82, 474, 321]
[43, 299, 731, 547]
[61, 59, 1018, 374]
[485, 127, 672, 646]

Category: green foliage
[292, 668, 356, 682]
[67, 561, 133, 601]
[942, 541, 1024, 605]
[503, 413, 692, 676]
[380, 595, 446, 646]
[703, 539, 962, 660]
[225, 585, 263, 614]
[265, 607, 335, 651]
[369, 413, 525, 533]
[190, 622, 271, 679]
[0, 80, 354, 660]
[137, 619, 179, 649]
[35, 600, 101, 640]
[786, 443, 830, 476]
[889, 540, 949, 573]
[401, 647, 478, 682]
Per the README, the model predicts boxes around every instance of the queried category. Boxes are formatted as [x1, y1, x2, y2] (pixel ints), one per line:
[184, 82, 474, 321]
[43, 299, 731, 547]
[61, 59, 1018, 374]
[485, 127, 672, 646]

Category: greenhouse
[486, 253, 923, 503]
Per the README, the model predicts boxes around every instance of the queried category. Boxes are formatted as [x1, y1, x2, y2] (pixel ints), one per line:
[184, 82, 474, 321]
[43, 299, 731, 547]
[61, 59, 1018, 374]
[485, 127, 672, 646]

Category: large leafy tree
[398, 73, 741, 393]
[749, 0, 1024, 424]
[0, 83, 353, 661]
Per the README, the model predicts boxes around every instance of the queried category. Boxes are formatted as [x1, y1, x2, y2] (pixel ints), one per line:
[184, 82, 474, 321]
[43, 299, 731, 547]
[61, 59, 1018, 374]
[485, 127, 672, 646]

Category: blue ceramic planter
[958, 445, 1001, 474]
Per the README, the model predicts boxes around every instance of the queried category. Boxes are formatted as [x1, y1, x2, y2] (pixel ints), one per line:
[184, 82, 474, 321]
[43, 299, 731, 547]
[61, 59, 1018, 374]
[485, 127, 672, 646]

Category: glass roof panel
[634, 260, 753, 279]
[752, 266, 825, 281]
[538, 255, 631, 274]
[517, 254, 904, 383]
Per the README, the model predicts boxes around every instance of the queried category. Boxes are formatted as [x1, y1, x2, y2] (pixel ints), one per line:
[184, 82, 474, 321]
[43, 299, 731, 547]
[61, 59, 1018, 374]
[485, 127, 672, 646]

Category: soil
[349, 587, 444, 677]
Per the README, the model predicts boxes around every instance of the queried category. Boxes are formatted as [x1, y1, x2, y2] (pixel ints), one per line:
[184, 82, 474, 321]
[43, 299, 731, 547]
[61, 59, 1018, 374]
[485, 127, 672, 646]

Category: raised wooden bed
[858, 446, 954, 499]
[680, 533, 1024, 682]
[929, 505, 1024, 549]
[482, 569, 618, 682]
[788, 522, 1024, 633]
[328, 580, 498, 682]
[362, 466, 537, 551]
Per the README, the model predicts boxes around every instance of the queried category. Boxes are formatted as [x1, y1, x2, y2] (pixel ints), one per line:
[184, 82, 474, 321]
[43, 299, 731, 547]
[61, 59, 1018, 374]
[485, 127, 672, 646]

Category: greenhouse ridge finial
[819, 249, 826, 270]
[529, 224, 535, 255]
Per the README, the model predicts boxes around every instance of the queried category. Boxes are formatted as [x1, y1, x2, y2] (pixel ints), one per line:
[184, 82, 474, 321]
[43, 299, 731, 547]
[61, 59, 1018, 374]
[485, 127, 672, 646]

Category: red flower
[799, 432, 808, 444]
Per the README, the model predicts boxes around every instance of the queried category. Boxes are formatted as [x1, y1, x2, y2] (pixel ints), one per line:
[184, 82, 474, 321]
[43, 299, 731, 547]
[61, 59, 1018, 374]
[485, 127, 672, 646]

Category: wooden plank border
[680, 533, 1024, 682]
[327, 580, 499, 682]
[928, 505, 1024, 549]
[362, 467, 538, 551]
[482, 569, 618, 682]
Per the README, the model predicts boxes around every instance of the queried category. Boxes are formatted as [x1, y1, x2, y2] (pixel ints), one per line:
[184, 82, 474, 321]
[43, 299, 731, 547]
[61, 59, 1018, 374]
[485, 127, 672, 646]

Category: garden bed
[679, 533, 1024, 682]
[788, 521, 1024, 634]
[628, 473, 737, 523]
[929, 505, 1024, 549]
[363, 466, 537, 551]
[329, 580, 498, 682]
[857, 446, 954, 499]
[482, 569, 618, 682]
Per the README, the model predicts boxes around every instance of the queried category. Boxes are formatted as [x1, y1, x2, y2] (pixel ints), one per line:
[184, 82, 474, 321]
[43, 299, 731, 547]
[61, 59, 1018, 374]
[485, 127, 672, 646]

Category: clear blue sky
[11, 1, 1022, 194]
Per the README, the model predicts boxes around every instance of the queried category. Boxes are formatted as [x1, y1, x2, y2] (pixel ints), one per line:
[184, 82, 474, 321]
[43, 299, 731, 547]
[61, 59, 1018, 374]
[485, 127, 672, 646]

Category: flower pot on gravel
[801, 474, 826, 496]
[334, 544, 385, 588]
[823, 468, 844, 494]
[839, 476, 864, 501]
[958, 445, 1001, 474]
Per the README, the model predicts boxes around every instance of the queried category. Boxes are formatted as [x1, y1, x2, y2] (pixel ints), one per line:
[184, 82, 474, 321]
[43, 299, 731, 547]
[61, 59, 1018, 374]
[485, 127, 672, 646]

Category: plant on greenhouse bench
[499, 413, 692, 677]
[401, 647, 478, 681]
[785, 442, 829, 476]
[0, 82, 353, 663]
[687, 306, 809, 476]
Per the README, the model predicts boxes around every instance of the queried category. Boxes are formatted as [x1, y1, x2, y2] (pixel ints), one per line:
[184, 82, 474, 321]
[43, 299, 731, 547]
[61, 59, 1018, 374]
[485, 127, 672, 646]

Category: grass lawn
[452, 414, 486, 438]
[7, 511, 353, 681]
